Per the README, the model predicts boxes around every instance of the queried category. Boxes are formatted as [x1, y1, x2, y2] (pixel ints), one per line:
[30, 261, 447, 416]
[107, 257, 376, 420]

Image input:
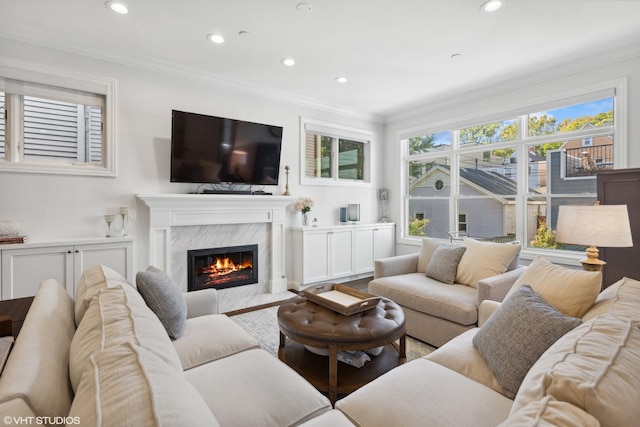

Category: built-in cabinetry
[0, 237, 134, 300]
[292, 223, 395, 289]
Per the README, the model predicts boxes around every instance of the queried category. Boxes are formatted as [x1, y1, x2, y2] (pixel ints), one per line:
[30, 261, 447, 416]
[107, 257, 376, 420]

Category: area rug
[229, 305, 436, 361]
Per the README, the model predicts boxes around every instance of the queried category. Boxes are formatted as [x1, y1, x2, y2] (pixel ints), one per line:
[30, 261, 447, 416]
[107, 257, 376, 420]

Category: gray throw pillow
[425, 245, 467, 284]
[472, 285, 582, 399]
[136, 266, 187, 339]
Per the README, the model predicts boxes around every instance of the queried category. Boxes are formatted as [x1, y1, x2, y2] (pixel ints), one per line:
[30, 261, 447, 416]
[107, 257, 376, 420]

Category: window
[301, 117, 373, 186]
[402, 84, 623, 258]
[0, 60, 116, 176]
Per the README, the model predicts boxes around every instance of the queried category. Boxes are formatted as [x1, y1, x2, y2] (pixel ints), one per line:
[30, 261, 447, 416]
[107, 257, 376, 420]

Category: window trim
[0, 57, 117, 177]
[397, 79, 627, 266]
[300, 117, 374, 187]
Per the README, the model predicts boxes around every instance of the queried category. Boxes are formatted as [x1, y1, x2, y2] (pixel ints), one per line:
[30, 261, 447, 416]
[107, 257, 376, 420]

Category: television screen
[170, 110, 283, 185]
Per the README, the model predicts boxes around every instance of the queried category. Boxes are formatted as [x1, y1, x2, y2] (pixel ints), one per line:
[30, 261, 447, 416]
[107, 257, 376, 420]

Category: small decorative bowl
[0, 220, 24, 237]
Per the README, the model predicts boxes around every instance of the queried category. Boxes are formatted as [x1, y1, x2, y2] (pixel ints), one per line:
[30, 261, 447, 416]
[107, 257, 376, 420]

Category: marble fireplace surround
[137, 194, 292, 294]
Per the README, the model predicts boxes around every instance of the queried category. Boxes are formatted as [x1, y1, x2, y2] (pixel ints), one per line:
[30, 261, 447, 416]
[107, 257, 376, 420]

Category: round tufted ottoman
[277, 294, 406, 405]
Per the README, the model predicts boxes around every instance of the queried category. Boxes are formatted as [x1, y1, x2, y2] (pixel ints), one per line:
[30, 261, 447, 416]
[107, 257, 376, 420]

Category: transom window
[402, 85, 622, 258]
[301, 117, 373, 186]
[0, 60, 115, 176]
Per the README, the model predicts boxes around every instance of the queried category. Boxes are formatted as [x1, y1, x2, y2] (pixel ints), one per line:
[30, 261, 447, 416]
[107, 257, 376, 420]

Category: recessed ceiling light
[281, 58, 296, 67]
[105, 1, 128, 14]
[207, 33, 225, 44]
[296, 3, 313, 13]
[481, 0, 503, 12]
[335, 76, 348, 83]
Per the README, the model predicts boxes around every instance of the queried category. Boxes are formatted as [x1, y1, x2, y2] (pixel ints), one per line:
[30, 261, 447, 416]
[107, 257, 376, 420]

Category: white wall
[0, 38, 385, 283]
[382, 51, 640, 256]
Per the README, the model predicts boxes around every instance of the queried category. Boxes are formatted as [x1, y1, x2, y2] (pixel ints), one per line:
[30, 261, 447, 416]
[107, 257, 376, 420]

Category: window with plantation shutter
[23, 96, 102, 163]
[0, 59, 115, 176]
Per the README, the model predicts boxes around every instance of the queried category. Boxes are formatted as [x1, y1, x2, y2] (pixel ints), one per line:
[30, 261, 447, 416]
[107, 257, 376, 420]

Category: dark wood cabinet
[597, 169, 640, 287]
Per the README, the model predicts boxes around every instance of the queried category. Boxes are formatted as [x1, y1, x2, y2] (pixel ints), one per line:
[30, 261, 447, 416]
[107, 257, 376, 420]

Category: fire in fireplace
[188, 244, 258, 291]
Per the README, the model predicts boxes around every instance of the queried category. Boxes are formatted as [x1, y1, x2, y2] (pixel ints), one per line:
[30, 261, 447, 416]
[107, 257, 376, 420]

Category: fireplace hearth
[188, 244, 259, 291]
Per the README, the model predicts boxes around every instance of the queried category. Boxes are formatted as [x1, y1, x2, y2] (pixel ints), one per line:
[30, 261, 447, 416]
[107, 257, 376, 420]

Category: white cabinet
[1, 237, 134, 300]
[354, 224, 396, 274]
[292, 223, 394, 288]
[292, 227, 354, 286]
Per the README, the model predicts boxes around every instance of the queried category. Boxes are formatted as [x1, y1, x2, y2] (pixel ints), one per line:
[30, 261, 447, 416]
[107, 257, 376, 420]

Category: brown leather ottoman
[277, 295, 406, 405]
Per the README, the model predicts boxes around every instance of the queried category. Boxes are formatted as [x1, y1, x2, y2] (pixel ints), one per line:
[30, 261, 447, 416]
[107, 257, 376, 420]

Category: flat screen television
[170, 110, 283, 186]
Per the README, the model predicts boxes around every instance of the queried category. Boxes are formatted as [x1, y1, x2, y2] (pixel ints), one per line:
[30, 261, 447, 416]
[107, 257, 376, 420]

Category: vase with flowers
[293, 197, 314, 226]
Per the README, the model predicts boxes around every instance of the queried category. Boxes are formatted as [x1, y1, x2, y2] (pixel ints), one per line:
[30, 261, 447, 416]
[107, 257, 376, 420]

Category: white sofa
[336, 259, 640, 426]
[0, 265, 354, 427]
[369, 237, 523, 347]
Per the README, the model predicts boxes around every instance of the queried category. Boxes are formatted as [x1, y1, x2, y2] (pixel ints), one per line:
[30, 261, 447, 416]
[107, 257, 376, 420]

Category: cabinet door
[302, 230, 331, 283]
[1, 246, 74, 299]
[597, 169, 640, 287]
[74, 241, 134, 282]
[330, 228, 354, 279]
[354, 227, 375, 274]
[374, 226, 395, 260]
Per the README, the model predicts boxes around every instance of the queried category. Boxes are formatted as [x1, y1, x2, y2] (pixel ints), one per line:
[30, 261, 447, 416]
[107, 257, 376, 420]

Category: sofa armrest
[476, 266, 526, 307]
[183, 288, 219, 318]
[374, 253, 419, 279]
[478, 300, 501, 327]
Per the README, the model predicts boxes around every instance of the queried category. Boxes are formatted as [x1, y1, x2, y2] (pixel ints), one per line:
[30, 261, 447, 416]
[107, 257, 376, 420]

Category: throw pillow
[417, 237, 448, 273]
[505, 257, 601, 318]
[425, 245, 467, 284]
[455, 238, 521, 288]
[472, 285, 582, 399]
[136, 266, 187, 339]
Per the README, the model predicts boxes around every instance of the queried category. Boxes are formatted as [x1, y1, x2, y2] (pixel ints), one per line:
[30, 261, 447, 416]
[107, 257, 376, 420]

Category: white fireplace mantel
[137, 194, 293, 293]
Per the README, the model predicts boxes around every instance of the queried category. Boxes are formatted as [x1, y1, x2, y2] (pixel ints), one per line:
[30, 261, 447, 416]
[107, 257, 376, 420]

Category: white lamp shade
[556, 204, 633, 247]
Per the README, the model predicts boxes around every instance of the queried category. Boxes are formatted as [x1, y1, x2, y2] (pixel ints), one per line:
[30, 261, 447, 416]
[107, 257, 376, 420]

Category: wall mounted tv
[170, 110, 283, 186]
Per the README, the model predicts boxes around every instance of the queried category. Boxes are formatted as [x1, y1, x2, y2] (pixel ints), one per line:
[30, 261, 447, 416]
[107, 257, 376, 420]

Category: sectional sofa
[0, 265, 337, 426]
[337, 258, 640, 426]
[1, 260, 639, 426]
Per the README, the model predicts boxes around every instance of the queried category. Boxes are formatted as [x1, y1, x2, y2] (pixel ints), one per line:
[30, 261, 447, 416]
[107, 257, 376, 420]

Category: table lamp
[555, 202, 633, 271]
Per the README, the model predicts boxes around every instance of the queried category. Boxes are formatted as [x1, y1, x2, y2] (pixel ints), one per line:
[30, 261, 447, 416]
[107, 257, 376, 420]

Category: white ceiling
[2, 0, 640, 120]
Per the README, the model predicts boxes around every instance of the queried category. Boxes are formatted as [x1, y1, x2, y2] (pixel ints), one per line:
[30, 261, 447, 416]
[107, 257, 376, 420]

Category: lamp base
[580, 257, 606, 272]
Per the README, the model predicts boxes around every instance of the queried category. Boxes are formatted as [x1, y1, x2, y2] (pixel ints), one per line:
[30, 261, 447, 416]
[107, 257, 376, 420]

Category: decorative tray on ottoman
[302, 283, 381, 316]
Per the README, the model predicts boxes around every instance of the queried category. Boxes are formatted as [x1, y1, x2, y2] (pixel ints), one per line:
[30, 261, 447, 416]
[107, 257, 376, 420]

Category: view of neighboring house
[562, 124, 614, 178]
[408, 120, 614, 244]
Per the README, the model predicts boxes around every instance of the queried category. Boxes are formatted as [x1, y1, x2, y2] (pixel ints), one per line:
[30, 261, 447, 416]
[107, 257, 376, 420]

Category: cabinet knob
[75, 250, 79, 253]
[67, 250, 72, 254]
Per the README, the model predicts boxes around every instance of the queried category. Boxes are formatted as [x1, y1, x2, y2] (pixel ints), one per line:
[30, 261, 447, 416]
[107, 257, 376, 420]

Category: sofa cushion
[417, 237, 451, 273]
[473, 285, 582, 399]
[501, 396, 600, 427]
[335, 359, 513, 427]
[75, 264, 133, 326]
[512, 316, 640, 427]
[369, 273, 478, 325]
[582, 276, 640, 323]
[70, 285, 183, 392]
[69, 342, 220, 427]
[426, 245, 467, 284]
[185, 348, 332, 426]
[456, 239, 521, 288]
[0, 279, 75, 420]
[506, 257, 601, 318]
[427, 328, 504, 394]
[173, 314, 260, 370]
[136, 266, 187, 339]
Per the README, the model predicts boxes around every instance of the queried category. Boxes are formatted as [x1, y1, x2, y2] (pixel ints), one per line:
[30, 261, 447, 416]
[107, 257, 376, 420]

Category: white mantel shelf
[137, 193, 293, 293]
